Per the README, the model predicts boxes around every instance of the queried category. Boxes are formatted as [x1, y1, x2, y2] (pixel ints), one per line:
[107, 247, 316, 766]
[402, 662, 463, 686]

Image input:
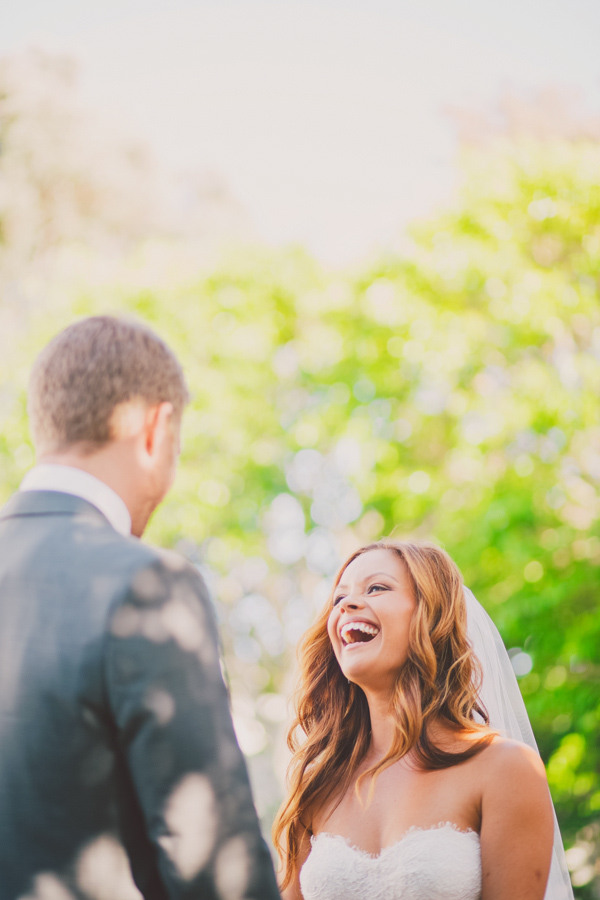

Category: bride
[273, 539, 574, 900]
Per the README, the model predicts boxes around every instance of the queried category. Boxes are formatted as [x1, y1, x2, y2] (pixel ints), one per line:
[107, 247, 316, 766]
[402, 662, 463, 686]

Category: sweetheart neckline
[311, 822, 480, 861]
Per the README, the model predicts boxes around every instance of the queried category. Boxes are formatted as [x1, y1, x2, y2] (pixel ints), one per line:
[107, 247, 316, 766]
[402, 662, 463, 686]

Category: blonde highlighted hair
[273, 539, 494, 888]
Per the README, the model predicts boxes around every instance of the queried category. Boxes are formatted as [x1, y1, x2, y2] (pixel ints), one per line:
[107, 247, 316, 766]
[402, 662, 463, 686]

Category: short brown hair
[28, 316, 189, 453]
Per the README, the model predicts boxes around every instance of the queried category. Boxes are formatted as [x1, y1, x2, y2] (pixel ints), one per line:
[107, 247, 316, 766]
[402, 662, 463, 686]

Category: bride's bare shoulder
[476, 736, 554, 852]
[482, 734, 545, 765]
[477, 735, 547, 787]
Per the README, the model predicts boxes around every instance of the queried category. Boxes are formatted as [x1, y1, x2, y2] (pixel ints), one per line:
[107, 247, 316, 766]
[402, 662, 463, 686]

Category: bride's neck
[364, 697, 479, 766]
[364, 691, 396, 760]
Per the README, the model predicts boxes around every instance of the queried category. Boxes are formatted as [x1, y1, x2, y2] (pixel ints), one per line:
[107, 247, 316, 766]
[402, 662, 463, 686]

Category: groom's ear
[143, 401, 174, 458]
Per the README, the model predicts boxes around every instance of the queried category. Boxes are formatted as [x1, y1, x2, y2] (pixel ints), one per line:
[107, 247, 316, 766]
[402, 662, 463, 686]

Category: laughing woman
[273, 540, 573, 900]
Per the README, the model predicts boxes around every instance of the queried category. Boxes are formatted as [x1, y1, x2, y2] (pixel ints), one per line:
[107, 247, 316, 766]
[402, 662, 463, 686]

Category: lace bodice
[299, 823, 482, 900]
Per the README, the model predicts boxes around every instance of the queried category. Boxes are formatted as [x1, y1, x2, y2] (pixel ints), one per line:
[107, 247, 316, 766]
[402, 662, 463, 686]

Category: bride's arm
[279, 826, 312, 900]
[480, 740, 555, 900]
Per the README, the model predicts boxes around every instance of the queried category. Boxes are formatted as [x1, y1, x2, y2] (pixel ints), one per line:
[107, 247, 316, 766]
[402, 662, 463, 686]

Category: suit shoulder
[129, 542, 205, 581]
[122, 544, 210, 608]
[108, 548, 218, 653]
[102, 534, 199, 579]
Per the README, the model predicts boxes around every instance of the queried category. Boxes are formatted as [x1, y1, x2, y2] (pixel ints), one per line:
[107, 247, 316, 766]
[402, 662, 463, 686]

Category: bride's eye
[333, 594, 346, 606]
[368, 583, 388, 593]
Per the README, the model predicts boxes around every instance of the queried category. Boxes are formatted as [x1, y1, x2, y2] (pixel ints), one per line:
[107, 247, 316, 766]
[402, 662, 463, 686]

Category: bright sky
[3, 0, 600, 264]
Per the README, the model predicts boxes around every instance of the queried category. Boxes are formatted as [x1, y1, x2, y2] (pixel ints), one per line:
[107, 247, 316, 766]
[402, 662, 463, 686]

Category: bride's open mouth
[340, 621, 380, 648]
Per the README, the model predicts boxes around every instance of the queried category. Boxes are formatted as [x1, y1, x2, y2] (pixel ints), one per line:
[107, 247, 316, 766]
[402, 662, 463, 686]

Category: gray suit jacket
[0, 490, 280, 900]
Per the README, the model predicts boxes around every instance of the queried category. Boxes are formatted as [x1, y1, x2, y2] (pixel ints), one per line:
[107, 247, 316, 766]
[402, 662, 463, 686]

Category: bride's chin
[342, 665, 370, 686]
[337, 649, 382, 687]
[343, 664, 397, 694]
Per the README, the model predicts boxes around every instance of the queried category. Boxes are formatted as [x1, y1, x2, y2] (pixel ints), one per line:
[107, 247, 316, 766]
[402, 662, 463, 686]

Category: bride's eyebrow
[362, 572, 399, 584]
[335, 573, 399, 593]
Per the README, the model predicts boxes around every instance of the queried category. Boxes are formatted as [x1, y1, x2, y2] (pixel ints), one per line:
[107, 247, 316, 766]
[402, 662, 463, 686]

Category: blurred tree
[447, 86, 600, 146]
[0, 56, 599, 895]
[0, 49, 248, 351]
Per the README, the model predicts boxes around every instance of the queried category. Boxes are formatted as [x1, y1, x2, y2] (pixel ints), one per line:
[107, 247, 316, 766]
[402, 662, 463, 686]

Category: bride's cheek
[327, 614, 337, 643]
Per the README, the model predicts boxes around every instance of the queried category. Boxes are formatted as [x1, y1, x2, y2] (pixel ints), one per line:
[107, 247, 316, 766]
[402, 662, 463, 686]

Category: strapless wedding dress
[300, 822, 482, 900]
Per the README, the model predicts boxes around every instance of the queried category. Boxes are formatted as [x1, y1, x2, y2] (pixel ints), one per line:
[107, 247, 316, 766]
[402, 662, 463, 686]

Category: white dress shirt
[20, 464, 132, 536]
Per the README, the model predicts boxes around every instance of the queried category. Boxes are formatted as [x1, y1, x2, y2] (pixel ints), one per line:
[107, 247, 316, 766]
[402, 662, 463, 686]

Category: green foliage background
[1, 140, 599, 894]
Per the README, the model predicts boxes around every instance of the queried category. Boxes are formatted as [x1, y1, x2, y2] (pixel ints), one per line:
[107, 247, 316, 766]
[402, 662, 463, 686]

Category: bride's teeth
[340, 622, 380, 642]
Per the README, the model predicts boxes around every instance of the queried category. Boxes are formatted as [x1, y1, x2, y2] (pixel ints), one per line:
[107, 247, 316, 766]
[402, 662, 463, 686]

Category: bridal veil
[464, 586, 574, 900]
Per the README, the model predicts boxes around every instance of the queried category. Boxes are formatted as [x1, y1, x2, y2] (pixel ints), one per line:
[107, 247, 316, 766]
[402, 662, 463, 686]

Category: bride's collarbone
[313, 757, 483, 851]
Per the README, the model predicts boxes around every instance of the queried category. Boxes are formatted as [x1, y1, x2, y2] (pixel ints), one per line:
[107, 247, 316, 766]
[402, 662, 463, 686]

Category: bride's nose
[339, 591, 364, 613]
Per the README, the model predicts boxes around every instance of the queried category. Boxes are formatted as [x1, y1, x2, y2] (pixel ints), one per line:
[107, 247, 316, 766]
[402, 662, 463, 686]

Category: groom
[0, 317, 281, 900]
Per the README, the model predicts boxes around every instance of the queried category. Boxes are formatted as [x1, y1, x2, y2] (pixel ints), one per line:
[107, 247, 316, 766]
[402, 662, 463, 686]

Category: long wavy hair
[272, 539, 495, 888]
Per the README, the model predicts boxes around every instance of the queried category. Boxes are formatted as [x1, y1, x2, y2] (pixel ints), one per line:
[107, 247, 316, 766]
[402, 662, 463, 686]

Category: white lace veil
[464, 587, 574, 900]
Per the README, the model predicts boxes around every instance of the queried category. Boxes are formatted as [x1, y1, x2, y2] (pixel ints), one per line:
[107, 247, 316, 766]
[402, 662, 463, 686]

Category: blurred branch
[446, 87, 600, 147]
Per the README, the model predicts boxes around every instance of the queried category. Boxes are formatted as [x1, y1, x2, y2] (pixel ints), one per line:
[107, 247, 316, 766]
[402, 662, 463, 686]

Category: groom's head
[28, 316, 189, 535]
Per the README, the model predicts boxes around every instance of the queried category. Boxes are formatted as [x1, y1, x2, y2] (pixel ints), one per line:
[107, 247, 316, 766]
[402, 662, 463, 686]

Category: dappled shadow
[215, 837, 251, 900]
[17, 873, 75, 900]
[158, 773, 217, 881]
[76, 834, 143, 900]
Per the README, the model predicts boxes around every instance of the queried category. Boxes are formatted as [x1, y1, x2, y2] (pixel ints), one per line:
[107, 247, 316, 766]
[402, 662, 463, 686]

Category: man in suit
[0, 316, 281, 900]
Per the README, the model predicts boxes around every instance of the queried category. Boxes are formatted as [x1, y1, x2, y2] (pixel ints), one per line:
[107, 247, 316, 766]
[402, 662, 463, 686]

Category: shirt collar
[20, 464, 132, 536]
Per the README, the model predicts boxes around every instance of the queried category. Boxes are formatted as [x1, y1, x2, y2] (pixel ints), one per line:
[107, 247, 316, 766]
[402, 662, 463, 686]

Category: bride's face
[327, 548, 417, 694]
